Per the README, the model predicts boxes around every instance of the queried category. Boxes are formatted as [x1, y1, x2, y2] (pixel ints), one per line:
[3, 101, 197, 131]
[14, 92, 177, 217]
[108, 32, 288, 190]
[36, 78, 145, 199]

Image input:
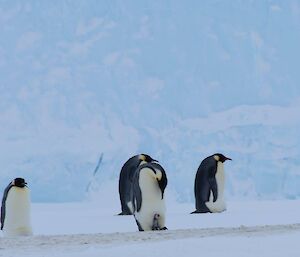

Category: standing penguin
[118, 154, 157, 215]
[1, 178, 33, 236]
[131, 162, 168, 231]
[192, 153, 232, 214]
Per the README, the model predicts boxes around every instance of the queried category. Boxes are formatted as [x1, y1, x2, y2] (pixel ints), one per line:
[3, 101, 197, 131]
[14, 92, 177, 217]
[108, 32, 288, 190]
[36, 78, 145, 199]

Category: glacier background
[0, 0, 300, 202]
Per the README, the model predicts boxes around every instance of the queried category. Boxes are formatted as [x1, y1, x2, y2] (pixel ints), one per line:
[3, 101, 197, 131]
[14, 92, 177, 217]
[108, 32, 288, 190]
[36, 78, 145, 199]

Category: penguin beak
[225, 157, 232, 161]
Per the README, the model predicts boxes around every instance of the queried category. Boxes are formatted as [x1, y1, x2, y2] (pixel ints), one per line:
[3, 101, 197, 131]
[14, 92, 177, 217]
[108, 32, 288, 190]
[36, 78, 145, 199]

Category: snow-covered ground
[1, 200, 300, 257]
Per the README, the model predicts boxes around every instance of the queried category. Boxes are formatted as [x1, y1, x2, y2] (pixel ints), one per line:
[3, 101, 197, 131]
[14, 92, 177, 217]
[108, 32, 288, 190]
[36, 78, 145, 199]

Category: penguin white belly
[3, 187, 33, 237]
[135, 173, 166, 231]
[205, 162, 226, 213]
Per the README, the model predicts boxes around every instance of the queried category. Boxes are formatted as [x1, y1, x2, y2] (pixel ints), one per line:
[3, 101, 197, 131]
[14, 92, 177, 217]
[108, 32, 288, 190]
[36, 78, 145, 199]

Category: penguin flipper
[208, 177, 218, 202]
[0, 201, 5, 230]
[132, 169, 142, 212]
[1, 182, 13, 230]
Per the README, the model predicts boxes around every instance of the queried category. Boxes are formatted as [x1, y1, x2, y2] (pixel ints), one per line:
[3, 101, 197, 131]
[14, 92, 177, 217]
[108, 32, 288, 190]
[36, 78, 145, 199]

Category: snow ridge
[1, 223, 300, 252]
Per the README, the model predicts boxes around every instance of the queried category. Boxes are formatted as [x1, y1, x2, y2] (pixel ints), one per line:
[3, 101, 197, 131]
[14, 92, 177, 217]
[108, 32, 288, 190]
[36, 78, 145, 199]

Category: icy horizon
[1, 1, 300, 202]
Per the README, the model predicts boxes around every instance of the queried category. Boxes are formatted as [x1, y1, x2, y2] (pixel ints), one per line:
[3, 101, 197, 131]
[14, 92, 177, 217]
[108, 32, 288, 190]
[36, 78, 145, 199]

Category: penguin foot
[160, 227, 168, 230]
[190, 209, 211, 214]
[118, 211, 132, 216]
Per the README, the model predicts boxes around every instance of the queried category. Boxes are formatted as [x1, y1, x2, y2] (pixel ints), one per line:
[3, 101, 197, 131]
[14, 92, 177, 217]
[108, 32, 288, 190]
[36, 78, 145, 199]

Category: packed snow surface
[1, 200, 300, 257]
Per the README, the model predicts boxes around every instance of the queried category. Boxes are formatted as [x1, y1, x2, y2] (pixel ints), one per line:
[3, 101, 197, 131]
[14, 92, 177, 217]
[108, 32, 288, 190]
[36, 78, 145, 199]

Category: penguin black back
[194, 156, 218, 212]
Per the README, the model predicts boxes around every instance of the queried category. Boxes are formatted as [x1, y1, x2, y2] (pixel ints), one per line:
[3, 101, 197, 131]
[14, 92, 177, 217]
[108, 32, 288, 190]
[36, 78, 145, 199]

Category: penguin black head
[139, 154, 158, 163]
[213, 153, 232, 163]
[13, 178, 27, 188]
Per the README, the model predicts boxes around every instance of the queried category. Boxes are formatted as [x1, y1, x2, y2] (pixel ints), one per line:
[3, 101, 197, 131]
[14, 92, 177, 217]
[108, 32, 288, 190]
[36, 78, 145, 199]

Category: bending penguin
[192, 153, 232, 214]
[118, 154, 157, 215]
[1, 178, 33, 236]
[131, 162, 168, 231]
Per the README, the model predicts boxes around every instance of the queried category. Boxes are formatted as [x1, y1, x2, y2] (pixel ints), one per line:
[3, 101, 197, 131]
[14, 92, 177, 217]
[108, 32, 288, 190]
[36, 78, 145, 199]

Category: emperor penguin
[192, 153, 232, 214]
[1, 178, 33, 236]
[118, 154, 157, 215]
[131, 162, 168, 231]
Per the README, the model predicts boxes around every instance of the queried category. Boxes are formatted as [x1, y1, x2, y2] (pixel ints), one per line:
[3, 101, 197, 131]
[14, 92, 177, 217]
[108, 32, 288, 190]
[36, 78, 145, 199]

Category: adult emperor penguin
[131, 162, 168, 231]
[118, 154, 157, 215]
[192, 153, 232, 214]
[1, 178, 33, 236]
